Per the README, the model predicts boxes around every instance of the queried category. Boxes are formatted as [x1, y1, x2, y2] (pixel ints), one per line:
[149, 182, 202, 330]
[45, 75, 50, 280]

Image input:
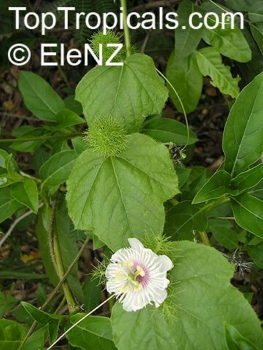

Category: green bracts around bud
[90, 31, 126, 63]
[86, 117, 127, 157]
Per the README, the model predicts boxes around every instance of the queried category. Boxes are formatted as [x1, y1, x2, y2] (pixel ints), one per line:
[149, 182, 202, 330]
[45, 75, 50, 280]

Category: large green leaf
[111, 241, 263, 350]
[196, 47, 240, 98]
[166, 51, 203, 113]
[18, 71, 65, 122]
[67, 134, 179, 250]
[174, 0, 203, 59]
[0, 319, 27, 350]
[76, 53, 168, 133]
[142, 117, 198, 145]
[231, 193, 263, 238]
[222, 71, 263, 176]
[66, 315, 116, 350]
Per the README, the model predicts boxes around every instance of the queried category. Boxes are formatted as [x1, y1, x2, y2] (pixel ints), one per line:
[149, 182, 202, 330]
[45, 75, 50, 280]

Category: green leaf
[22, 302, 60, 344]
[208, 219, 239, 250]
[20, 325, 48, 350]
[112, 241, 263, 350]
[231, 163, 263, 191]
[223, 71, 263, 176]
[0, 187, 22, 223]
[166, 51, 203, 113]
[202, 18, 251, 62]
[193, 169, 238, 204]
[0, 149, 10, 167]
[231, 193, 263, 238]
[11, 177, 38, 213]
[251, 25, 263, 54]
[0, 290, 18, 318]
[196, 47, 240, 98]
[21, 302, 59, 324]
[225, 0, 255, 11]
[18, 71, 65, 122]
[174, 0, 203, 58]
[76, 53, 168, 133]
[164, 201, 207, 240]
[55, 197, 84, 303]
[225, 323, 258, 350]
[82, 277, 101, 313]
[0, 319, 27, 350]
[40, 150, 78, 195]
[66, 315, 116, 350]
[142, 117, 198, 145]
[11, 126, 46, 152]
[247, 243, 263, 268]
[55, 109, 85, 129]
[67, 134, 179, 250]
[248, 3, 263, 54]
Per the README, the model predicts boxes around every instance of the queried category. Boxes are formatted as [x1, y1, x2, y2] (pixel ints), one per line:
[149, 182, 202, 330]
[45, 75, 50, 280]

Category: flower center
[117, 260, 147, 293]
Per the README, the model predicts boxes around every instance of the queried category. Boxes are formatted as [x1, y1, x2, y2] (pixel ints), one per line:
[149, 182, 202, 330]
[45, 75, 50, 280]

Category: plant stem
[0, 133, 82, 143]
[49, 193, 77, 314]
[53, 231, 78, 314]
[18, 236, 90, 350]
[120, 0, 131, 57]
[198, 231, 211, 246]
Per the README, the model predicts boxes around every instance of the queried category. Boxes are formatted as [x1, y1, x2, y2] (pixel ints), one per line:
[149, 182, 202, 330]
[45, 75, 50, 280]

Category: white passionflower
[105, 238, 173, 312]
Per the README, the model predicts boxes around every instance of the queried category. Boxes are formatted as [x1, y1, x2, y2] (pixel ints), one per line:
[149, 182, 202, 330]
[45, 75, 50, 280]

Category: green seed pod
[90, 31, 126, 63]
[86, 117, 127, 157]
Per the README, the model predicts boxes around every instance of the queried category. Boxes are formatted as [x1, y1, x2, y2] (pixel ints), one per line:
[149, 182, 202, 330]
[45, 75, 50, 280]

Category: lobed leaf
[66, 134, 179, 250]
[112, 241, 263, 350]
[76, 53, 168, 133]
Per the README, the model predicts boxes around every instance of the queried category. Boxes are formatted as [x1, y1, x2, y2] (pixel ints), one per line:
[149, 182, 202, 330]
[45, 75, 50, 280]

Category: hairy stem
[120, 0, 131, 57]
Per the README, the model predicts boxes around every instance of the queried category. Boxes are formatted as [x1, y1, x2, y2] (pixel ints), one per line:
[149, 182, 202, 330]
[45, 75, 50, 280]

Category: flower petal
[157, 255, 174, 272]
[128, 238, 144, 250]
